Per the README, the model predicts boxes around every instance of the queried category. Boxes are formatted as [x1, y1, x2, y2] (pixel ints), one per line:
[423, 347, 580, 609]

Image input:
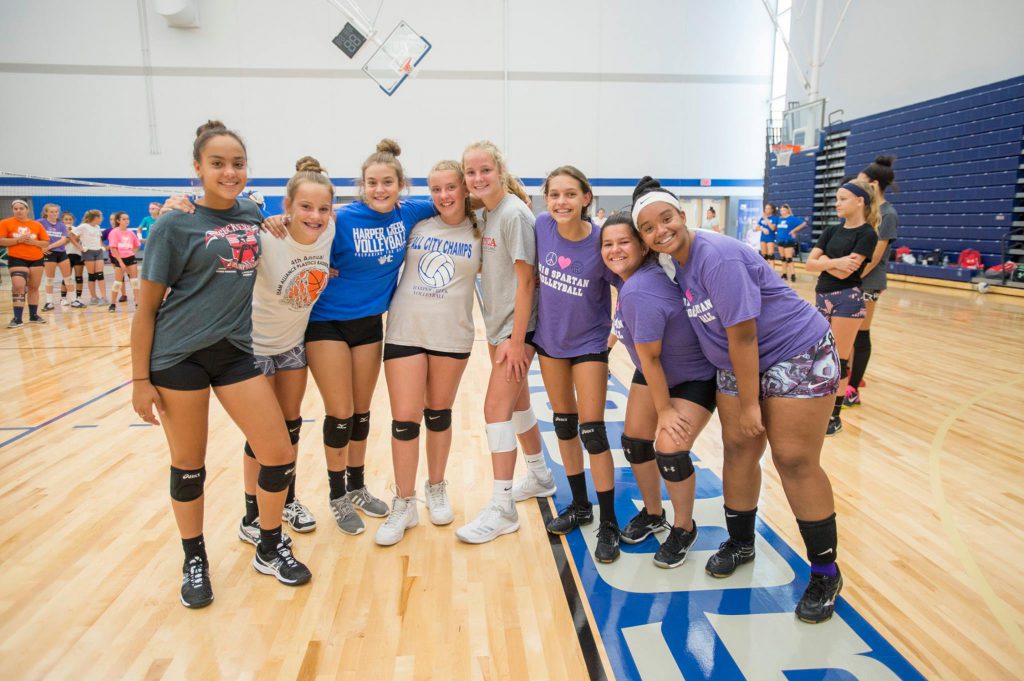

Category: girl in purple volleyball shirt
[632, 176, 843, 625]
[531, 166, 620, 563]
[601, 213, 717, 569]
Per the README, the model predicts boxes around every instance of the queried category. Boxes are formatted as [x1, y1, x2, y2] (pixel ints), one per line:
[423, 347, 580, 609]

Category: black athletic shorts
[631, 369, 717, 413]
[305, 313, 384, 347]
[776, 239, 797, 249]
[532, 339, 609, 366]
[383, 342, 470, 361]
[113, 255, 137, 267]
[45, 251, 69, 264]
[6, 256, 44, 268]
[150, 339, 261, 391]
[67, 253, 83, 267]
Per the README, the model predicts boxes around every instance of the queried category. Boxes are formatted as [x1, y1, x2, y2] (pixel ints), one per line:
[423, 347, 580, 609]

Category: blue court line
[129, 423, 154, 427]
[0, 381, 131, 450]
[72, 425, 99, 429]
[0, 427, 30, 431]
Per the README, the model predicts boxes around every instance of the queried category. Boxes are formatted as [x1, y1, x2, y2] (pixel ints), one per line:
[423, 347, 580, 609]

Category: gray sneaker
[329, 495, 365, 535]
[345, 486, 390, 518]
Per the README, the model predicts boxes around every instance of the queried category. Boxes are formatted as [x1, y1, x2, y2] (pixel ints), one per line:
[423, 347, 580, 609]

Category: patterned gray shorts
[815, 287, 866, 320]
[254, 343, 307, 377]
[716, 331, 840, 400]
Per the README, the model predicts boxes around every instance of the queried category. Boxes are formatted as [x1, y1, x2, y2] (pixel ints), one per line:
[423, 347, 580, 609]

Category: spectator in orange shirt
[0, 199, 51, 328]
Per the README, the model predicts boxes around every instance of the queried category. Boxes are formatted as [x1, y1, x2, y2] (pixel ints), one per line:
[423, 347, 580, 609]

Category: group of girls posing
[758, 202, 807, 281]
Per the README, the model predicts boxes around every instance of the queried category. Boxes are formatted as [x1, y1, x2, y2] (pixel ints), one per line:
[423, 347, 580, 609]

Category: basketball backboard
[781, 99, 824, 150]
[362, 21, 431, 96]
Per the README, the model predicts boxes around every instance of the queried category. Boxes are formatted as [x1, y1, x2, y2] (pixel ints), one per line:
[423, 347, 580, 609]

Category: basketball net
[772, 144, 800, 167]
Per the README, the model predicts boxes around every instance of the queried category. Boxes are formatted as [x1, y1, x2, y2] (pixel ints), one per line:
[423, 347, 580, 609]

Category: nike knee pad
[655, 450, 694, 482]
[552, 412, 579, 440]
[579, 421, 609, 454]
[351, 411, 370, 441]
[423, 408, 452, 432]
[286, 417, 303, 445]
[621, 435, 656, 464]
[511, 407, 537, 434]
[169, 466, 206, 502]
[259, 462, 295, 493]
[392, 419, 421, 441]
[323, 415, 353, 448]
[486, 420, 517, 453]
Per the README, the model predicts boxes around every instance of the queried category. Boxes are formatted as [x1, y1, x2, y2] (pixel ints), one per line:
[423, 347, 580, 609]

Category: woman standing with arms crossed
[0, 199, 50, 328]
[132, 121, 311, 609]
[73, 210, 108, 305]
[60, 211, 87, 307]
[774, 204, 807, 282]
[634, 177, 844, 624]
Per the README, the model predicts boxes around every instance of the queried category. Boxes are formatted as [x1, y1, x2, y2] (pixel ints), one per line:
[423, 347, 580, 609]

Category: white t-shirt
[386, 216, 482, 353]
[479, 194, 538, 345]
[251, 222, 335, 356]
[72, 222, 104, 251]
[64, 226, 82, 255]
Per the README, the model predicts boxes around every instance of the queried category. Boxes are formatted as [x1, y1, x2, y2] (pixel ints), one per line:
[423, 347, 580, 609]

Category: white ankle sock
[524, 453, 549, 477]
[493, 479, 513, 510]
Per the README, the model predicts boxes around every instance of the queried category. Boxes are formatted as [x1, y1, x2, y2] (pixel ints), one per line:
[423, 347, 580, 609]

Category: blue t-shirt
[311, 197, 437, 322]
[758, 215, 779, 242]
[775, 215, 804, 243]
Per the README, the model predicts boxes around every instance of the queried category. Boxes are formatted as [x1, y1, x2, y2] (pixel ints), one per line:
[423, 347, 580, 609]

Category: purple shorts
[717, 331, 840, 400]
[815, 287, 866, 320]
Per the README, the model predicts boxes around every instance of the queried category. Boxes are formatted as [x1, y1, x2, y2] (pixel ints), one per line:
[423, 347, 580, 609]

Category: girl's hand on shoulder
[132, 381, 165, 426]
[261, 215, 287, 239]
[162, 195, 194, 215]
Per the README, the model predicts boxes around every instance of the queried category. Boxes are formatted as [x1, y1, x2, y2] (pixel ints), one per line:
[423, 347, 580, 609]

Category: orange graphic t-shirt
[0, 217, 48, 261]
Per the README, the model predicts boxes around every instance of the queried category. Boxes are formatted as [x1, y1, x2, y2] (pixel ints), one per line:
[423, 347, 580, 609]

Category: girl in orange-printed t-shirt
[0, 199, 51, 328]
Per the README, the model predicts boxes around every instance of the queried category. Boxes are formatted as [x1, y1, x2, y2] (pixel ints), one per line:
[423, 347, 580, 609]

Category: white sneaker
[374, 496, 419, 546]
[282, 498, 317, 533]
[60, 298, 69, 306]
[424, 480, 454, 526]
[455, 503, 519, 544]
[512, 469, 557, 502]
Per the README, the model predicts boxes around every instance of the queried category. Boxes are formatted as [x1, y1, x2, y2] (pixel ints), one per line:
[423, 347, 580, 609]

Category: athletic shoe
[790, 274, 797, 282]
[282, 498, 317, 533]
[545, 501, 594, 535]
[705, 538, 756, 578]
[108, 304, 116, 312]
[119, 294, 128, 302]
[90, 297, 102, 306]
[455, 503, 520, 544]
[180, 555, 213, 609]
[28, 316, 46, 324]
[653, 523, 699, 569]
[511, 469, 557, 502]
[346, 486, 390, 517]
[795, 568, 843, 623]
[237, 517, 293, 548]
[329, 495, 365, 535]
[826, 415, 843, 436]
[7, 318, 24, 329]
[620, 507, 670, 544]
[60, 298, 69, 306]
[594, 521, 621, 563]
[842, 386, 860, 408]
[253, 541, 311, 586]
[375, 496, 419, 546]
[42, 302, 54, 311]
[70, 300, 86, 309]
[424, 479, 454, 525]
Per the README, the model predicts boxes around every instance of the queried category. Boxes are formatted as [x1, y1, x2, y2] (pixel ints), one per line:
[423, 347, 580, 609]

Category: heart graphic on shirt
[685, 288, 694, 303]
[557, 256, 572, 270]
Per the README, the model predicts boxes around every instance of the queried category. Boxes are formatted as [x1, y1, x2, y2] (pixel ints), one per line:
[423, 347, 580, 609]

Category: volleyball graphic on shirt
[417, 251, 455, 289]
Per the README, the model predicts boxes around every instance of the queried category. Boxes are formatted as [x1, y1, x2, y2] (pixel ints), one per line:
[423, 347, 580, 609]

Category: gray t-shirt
[861, 202, 898, 291]
[141, 200, 263, 371]
[479, 194, 538, 345]
[386, 216, 482, 353]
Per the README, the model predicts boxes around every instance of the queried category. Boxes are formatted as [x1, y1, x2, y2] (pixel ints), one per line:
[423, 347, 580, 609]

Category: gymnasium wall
[0, 0, 773, 199]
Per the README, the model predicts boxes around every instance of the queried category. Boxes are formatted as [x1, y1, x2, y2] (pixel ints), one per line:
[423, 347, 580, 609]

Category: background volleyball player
[1, 199, 50, 328]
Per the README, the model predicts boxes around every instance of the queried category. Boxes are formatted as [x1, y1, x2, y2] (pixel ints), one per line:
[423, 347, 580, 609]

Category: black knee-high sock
[798, 513, 838, 576]
[182, 534, 207, 563]
[286, 478, 296, 505]
[832, 395, 843, 418]
[849, 329, 872, 390]
[347, 465, 365, 492]
[244, 493, 259, 524]
[724, 505, 757, 545]
[259, 525, 282, 555]
[567, 472, 589, 507]
[596, 488, 617, 525]
[328, 469, 347, 500]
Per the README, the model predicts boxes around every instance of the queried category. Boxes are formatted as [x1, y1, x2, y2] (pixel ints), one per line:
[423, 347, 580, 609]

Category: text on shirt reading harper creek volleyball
[353, 222, 406, 256]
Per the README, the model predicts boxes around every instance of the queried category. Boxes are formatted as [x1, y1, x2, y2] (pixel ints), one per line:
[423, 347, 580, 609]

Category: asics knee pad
[259, 462, 295, 493]
[95, 272, 105, 281]
[423, 408, 452, 432]
[169, 466, 206, 502]
[351, 411, 371, 441]
[392, 419, 421, 441]
[655, 451, 694, 482]
[552, 412, 579, 440]
[244, 441, 256, 459]
[286, 417, 303, 445]
[840, 358, 850, 380]
[579, 421, 610, 454]
[486, 420, 517, 453]
[621, 435, 656, 464]
[511, 407, 537, 434]
[323, 414, 353, 448]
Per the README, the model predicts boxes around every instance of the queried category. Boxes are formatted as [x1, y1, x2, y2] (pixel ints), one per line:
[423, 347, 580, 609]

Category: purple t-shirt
[40, 218, 67, 253]
[674, 231, 829, 371]
[533, 212, 612, 357]
[614, 261, 715, 386]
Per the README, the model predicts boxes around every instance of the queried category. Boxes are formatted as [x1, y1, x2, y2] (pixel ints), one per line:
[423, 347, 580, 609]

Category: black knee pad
[259, 462, 295, 492]
[9, 270, 27, 282]
[656, 451, 694, 482]
[87, 272, 99, 281]
[75, 275, 84, 284]
[286, 417, 303, 445]
[351, 411, 371, 441]
[423, 408, 452, 432]
[392, 419, 421, 441]
[579, 421, 610, 454]
[552, 412, 579, 440]
[95, 272, 105, 281]
[169, 466, 206, 502]
[840, 358, 850, 380]
[323, 415, 353, 448]
[244, 441, 256, 459]
[621, 435, 656, 464]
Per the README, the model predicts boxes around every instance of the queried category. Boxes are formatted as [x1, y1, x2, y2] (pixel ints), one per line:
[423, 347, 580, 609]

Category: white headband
[631, 191, 680, 227]
[11, 199, 29, 209]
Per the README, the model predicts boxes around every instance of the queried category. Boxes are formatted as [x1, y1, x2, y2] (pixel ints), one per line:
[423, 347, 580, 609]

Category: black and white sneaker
[180, 555, 213, 609]
[42, 302, 54, 311]
[283, 498, 317, 533]
[705, 538, 756, 577]
[28, 315, 47, 324]
[7, 318, 24, 329]
[237, 517, 293, 548]
[620, 507, 670, 544]
[826, 415, 843, 436]
[796, 568, 843, 623]
[545, 501, 594, 535]
[653, 523, 699, 569]
[253, 542, 311, 586]
[594, 521, 621, 563]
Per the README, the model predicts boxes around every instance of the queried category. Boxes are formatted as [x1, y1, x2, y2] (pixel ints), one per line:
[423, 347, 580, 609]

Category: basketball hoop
[772, 144, 801, 167]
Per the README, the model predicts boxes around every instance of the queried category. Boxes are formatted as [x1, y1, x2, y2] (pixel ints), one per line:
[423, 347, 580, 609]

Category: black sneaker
[119, 294, 128, 303]
[28, 316, 47, 324]
[42, 302, 54, 311]
[253, 542, 311, 586]
[594, 521, 621, 563]
[796, 568, 843, 623]
[653, 522, 699, 569]
[107, 303, 116, 312]
[826, 415, 843, 436]
[7, 318, 24, 329]
[545, 501, 593, 535]
[705, 538, 756, 577]
[620, 507, 670, 544]
[180, 555, 214, 609]
[790, 274, 797, 282]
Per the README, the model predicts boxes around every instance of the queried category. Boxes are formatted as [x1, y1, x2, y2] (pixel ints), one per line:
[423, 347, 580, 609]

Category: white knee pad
[511, 407, 537, 434]
[485, 420, 517, 453]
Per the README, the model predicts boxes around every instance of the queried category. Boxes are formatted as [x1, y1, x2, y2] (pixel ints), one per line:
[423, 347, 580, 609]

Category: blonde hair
[359, 138, 406, 201]
[41, 202, 60, 218]
[83, 209, 102, 223]
[463, 140, 530, 206]
[286, 155, 335, 204]
[846, 178, 880, 230]
[429, 159, 479, 236]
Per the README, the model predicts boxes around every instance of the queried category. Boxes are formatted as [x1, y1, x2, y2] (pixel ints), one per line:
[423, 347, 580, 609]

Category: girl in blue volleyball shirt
[775, 204, 807, 282]
[757, 203, 778, 267]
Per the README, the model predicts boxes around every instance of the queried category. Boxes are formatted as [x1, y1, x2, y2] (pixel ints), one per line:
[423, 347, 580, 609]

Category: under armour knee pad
[579, 421, 610, 454]
[485, 420, 517, 453]
[655, 451, 695, 482]
[511, 407, 537, 434]
[621, 435, 656, 464]
[351, 411, 371, 441]
[552, 412, 579, 440]
[259, 462, 295, 493]
[75, 275, 84, 285]
[95, 272, 105, 281]
[244, 441, 256, 459]
[169, 466, 206, 502]
[323, 415, 353, 448]
[392, 419, 421, 441]
[423, 408, 452, 432]
[285, 417, 303, 445]
[840, 358, 850, 380]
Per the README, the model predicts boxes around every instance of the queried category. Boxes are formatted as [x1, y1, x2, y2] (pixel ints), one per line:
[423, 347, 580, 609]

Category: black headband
[841, 182, 871, 205]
